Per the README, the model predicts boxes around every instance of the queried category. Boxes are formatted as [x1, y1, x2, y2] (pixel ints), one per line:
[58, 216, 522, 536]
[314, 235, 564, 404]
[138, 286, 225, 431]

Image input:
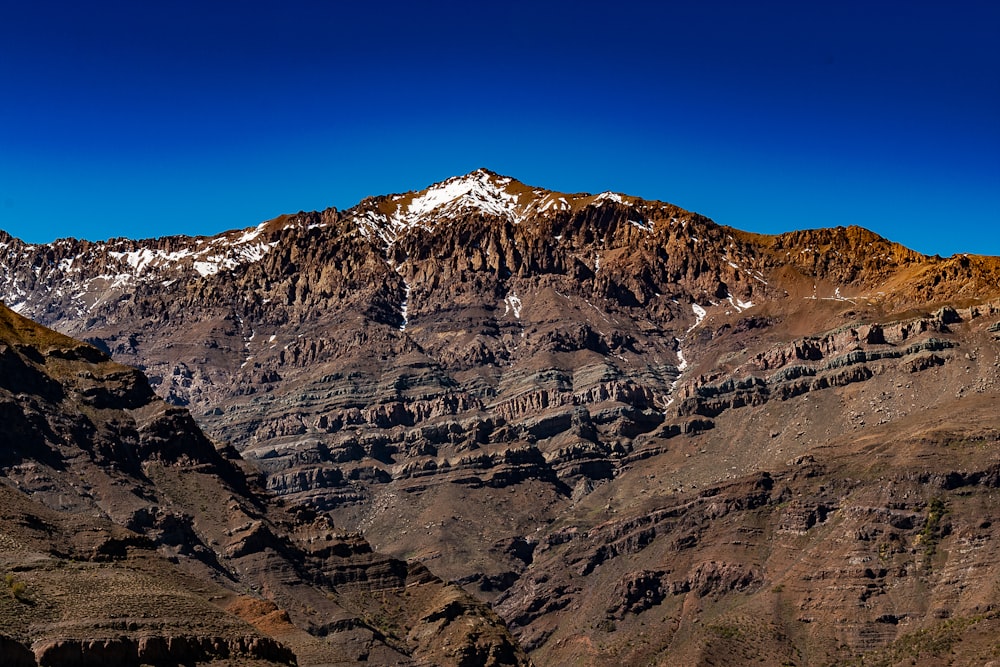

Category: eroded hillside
[0, 303, 528, 666]
[2, 169, 999, 664]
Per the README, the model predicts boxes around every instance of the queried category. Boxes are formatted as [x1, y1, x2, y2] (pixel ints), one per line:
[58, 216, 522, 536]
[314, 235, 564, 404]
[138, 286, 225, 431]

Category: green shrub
[10, 581, 27, 601]
[5, 573, 29, 602]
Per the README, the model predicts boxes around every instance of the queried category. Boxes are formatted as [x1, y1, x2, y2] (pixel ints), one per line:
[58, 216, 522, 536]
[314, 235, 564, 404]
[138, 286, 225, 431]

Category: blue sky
[1, 1, 997, 256]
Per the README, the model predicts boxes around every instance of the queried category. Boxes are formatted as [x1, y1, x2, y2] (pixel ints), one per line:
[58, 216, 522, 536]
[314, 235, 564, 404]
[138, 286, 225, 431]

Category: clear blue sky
[1, 1, 997, 256]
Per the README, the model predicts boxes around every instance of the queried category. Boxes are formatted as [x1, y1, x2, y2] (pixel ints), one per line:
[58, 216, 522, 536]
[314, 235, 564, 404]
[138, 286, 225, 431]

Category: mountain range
[2, 169, 999, 665]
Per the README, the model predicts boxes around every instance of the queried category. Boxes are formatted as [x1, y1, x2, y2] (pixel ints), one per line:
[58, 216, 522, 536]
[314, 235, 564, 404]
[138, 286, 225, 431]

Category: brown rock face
[0, 303, 528, 666]
[3, 168, 1000, 664]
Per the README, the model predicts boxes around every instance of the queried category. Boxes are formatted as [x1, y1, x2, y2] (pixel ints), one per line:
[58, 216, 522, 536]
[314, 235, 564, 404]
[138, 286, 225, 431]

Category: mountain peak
[395, 169, 535, 224]
[350, 169, 650, 248]
[411, 169, 521, 212]
[350, 169, 542, 246]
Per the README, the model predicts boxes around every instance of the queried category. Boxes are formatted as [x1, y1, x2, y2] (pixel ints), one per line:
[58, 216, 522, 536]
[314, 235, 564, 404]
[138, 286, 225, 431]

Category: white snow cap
[403, 169, 521, 222]
[352, 169, 638, 247]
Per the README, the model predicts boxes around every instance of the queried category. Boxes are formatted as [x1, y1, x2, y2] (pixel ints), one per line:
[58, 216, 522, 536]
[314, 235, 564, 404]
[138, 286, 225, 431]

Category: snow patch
[594, 191, 627, 206]
[193, 261, 222, 277]
[505, 292, 523, 319]
[233, 222, 266, 245]
[689, 303, 707, 331]
[725, 294, 755, 313]
[821, 286, 857, 304]
[399, 280, 411, 331]
[665, 338, 688, 409]
[538, 195, 570, 214]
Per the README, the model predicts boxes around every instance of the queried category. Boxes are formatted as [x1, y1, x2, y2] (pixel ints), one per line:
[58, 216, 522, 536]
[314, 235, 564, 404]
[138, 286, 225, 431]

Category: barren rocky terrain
[2, 169, 999, 665]
[0, 303, 527, 665]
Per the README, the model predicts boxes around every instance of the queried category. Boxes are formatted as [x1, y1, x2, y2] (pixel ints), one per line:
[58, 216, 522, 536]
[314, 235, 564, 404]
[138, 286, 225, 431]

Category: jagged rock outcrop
[30, 634, 296, 667]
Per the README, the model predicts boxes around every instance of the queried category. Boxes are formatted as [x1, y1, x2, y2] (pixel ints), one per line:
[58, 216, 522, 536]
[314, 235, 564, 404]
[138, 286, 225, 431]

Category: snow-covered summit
[352, 169, 531, 245]
[402, 169, 526, 223]
[352, 169, 643, 247]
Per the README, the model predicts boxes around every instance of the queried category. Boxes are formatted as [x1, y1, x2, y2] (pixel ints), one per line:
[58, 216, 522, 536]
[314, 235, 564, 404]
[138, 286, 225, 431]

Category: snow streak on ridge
[0, 220, 282, 319]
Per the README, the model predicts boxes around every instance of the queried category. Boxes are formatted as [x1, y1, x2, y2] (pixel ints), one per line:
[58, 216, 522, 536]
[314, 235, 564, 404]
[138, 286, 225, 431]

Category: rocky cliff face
[3, 169, 1000, 664]
[0, 303, 528, 666]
